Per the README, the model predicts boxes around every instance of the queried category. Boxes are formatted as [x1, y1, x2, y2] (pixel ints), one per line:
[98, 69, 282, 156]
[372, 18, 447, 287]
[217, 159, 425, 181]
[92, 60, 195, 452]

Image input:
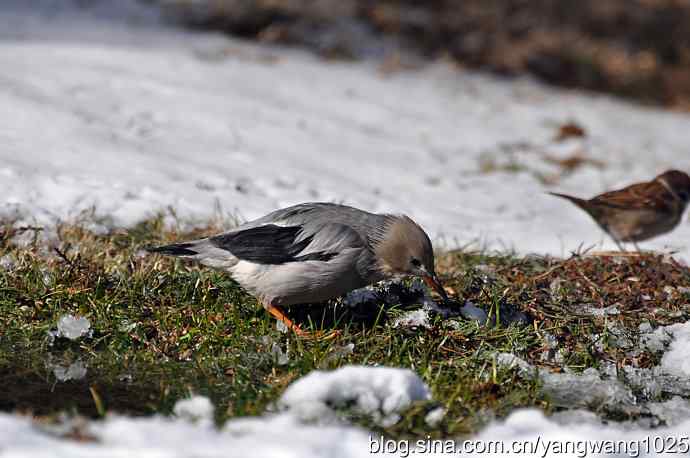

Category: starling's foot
[264, 303, 340, 340]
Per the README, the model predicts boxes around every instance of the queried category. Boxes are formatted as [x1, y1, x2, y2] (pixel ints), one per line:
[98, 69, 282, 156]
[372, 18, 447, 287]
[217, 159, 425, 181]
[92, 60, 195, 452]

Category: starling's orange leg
[265, 303, 308, 336]
[264, 303, 339, 340]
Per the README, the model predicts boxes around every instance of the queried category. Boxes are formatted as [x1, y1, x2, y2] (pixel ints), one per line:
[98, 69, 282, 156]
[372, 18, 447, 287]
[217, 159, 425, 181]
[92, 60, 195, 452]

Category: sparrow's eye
[410, 258, 422, 268]
[680, 191, 690, 201]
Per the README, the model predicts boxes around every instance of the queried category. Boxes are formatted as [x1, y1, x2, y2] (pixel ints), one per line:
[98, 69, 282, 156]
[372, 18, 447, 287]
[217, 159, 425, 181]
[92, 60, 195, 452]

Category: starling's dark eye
[410, 258, 422, 267]
[680, 191, 690, 201]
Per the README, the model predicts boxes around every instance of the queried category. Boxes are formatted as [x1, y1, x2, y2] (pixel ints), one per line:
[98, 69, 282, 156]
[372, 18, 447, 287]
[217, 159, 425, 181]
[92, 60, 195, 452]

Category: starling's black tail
[146, 242, 198, 257]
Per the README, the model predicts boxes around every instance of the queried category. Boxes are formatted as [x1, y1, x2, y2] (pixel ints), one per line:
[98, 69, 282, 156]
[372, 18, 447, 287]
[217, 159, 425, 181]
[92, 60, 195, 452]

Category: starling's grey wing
[206, 220, 366, 264]
[231, 222, 377, 305]
[209, 223, 354, 264]
[148, 202, 383, 273]
[147, 221, 365, 268]
[245, 202, 392, 247]
[294, 220, 368, 259]
[209, 225, 310, 264]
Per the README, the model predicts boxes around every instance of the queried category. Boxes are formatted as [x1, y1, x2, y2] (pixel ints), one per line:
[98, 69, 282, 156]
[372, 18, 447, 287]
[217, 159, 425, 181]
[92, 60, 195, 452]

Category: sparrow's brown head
[657, 170, 690, 203]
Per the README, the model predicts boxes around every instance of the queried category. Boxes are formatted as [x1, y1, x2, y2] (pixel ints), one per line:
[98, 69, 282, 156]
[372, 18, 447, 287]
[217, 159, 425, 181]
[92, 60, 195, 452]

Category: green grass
[1, 214, 690, 437]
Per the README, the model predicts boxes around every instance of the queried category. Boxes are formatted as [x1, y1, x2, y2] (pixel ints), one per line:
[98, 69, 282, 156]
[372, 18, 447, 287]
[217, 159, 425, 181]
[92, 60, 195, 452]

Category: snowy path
[3, 1, 690, 258]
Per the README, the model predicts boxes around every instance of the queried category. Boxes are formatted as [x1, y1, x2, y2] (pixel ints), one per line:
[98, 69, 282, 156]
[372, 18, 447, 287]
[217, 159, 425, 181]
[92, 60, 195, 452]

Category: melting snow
[661, 321, 690, 378]
[173, 396, 215, 426]
[278, 365, 431, 426]
[55, 314, 92, 340]
[392, 309, 432, 329]
[497, 353, 636, 410]
[640, 321, 673, 353]
[5, 363, 690, 456]
[0, 254, 16, 271]
[51, 360, 88, 382]
[424, 407, 446, 428]
[3, 1, 690, 258]
[270, 342, 290, 366]
[646, 397, 690, 427]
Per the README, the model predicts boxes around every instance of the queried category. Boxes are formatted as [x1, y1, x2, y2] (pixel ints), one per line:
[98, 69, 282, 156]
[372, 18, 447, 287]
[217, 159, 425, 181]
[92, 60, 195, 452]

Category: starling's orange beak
[424, 274, 449, 303]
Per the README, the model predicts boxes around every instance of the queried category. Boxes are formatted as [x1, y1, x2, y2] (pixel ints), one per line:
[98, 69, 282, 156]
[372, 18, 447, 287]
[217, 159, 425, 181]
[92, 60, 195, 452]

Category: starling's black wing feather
[209, 224, 336, 264]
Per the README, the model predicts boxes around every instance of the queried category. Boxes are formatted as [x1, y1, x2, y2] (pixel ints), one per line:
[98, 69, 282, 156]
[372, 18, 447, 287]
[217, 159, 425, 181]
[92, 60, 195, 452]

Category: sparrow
[549, 170, 690, 251]
[148, 202, 448, 336]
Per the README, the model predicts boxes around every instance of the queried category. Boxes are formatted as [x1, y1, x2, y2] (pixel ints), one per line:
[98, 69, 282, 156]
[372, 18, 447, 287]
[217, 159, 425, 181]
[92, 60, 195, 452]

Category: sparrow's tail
[547, 192, 589, 207]
[548, 192, 601, 218]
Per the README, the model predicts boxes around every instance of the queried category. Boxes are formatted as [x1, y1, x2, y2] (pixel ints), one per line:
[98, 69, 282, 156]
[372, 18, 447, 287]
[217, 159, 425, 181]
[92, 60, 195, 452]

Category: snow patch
[646, 396, 690, 427]
[270, 343, 290, 366]
[392, 309, 432, 329]
[497, 353, 636, 410]
[424, 407, 446, 428]
[0, 254, 16, 271]
[278, 365, 431, 426]
[173, 396, 215, 425]
[52, 314, 92, 341]
[661, 322, 690, 378]
[476, 408, 690, 456]
[50, 360, 87, 382]
[640, 322, 673, 353]
[3, 0, 690, 259]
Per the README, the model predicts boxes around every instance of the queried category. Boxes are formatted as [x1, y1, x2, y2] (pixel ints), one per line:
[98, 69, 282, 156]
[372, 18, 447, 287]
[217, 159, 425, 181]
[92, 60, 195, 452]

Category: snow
[50, 360, 88, 382]
[496, 353, 636, 410]
[0, 409, 371, 458]
[3, 1, 690, 258]
[640, 321, 673, 353]
[5, 362, 690, 457]
[173, 396, 214, 425]
[476, 409, 690, 457]
[0, 254, 16, 271]
[661, 321, 690, 378]
[0, 366, 428, 457]
[278, 365, 431, 427]
[55, 314, 92, 340]
[647, 397, 690, 427]
[391, 308, 432, 329]
[4, 385, 690, 458]
[424, 407, 446, 428]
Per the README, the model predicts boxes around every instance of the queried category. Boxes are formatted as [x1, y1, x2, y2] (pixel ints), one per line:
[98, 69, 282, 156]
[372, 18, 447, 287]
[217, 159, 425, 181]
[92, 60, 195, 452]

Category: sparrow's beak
[423, 273, 449, 303]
